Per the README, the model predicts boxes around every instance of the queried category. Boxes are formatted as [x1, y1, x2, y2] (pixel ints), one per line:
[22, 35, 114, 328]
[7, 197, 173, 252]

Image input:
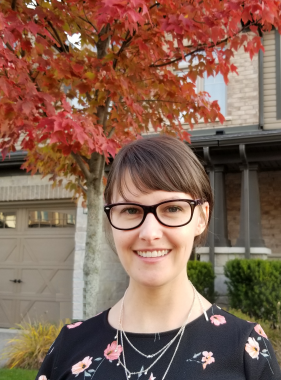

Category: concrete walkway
[0, 328, 21, 368]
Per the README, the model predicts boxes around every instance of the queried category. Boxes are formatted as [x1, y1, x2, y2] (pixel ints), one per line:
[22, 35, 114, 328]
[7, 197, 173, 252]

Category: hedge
[187, 261, 216, 303]
[224, 259, 281, 324]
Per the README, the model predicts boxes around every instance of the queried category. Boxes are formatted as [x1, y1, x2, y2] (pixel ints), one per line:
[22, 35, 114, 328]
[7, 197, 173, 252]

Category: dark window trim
[275, 30, 281, 120]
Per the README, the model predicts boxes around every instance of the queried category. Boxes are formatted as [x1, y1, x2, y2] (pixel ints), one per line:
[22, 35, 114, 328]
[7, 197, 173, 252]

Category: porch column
[235, 163, 265, 255]
[205, 165, 231, 248]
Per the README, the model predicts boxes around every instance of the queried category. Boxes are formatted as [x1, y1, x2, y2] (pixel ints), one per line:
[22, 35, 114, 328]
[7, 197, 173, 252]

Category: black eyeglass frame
[104, 199, 204, 231]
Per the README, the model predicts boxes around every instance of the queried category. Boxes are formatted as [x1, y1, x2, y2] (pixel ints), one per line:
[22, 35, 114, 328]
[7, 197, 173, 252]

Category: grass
[0, 368, 37, 380]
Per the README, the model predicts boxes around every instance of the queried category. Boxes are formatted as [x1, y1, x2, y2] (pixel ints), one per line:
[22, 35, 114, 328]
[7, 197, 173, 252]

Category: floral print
[254, 324, 268, 339]
[38, 376, 48, 380]
[104, 341, 123, 360]
[210, 315, 226, 326]
[245, 325, 274, 375]
[67, 321, 83, 329]
[148, 373, 156, 380]
[202, 351, 215, 369]
[245, 337, 260, 359]
[70, 341, 123, 378]
[72, 356, 93, 375]
[186, 351, 215, 370]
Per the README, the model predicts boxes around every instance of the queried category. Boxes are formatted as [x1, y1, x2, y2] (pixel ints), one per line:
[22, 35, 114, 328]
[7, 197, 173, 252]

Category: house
[0, 30, 280, 327]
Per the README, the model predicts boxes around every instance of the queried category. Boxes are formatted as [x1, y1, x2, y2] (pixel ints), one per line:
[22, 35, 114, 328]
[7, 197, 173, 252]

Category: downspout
[259, 37, 264, 128]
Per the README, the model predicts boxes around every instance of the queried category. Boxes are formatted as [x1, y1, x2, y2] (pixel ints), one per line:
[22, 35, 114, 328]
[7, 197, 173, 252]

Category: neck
[109, 271, 210, 334]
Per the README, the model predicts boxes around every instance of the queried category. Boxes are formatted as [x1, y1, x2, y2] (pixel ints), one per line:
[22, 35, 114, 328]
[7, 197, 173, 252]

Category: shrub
[228, 308, 281, 366]
[1, 320, 69, 370]
[224, 259, 281, 325]
[187, 261, 216, 303]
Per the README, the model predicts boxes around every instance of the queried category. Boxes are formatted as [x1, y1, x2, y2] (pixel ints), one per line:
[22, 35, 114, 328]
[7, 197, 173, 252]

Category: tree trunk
[83, 152, 105, 319]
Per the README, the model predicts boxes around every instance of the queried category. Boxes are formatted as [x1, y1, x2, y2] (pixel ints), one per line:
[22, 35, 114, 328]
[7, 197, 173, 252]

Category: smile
[135, 250, 170, 258]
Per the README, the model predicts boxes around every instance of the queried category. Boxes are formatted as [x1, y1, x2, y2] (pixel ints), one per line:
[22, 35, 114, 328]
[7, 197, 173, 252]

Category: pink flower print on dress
[71, 356, 93, 374]
[39, 376, 48, 380]
[254, 324, 268, 339]
[148, 373, 156, 380]
[104, 341, 123, 360]
[67, 321, 83, 329]
[201, 351, 215, 369]
[245, 337, 260, 359]
[210, 315, 226, 326]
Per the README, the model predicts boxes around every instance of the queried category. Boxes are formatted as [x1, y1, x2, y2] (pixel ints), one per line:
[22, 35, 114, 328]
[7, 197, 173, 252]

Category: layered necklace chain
[115, 281, 205, 380]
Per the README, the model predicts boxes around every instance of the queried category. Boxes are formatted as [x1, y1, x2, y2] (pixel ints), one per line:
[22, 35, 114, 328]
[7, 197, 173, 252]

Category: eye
[165, 206, 182, 213]
[120, 207, 141, 215]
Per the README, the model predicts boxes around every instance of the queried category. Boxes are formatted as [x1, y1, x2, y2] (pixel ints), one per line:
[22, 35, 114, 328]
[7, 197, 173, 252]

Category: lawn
[0, 368, 37, 380]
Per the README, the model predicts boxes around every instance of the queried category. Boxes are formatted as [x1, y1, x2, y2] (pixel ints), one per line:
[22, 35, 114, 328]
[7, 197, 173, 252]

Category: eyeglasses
[104, 199, 203, 231]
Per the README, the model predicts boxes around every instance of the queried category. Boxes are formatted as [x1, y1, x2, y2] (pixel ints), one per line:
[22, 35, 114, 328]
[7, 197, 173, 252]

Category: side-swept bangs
[104, 135, 213, 245]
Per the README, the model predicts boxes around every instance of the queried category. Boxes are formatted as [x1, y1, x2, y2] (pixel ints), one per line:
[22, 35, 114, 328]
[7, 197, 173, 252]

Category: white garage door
[0, 202, 75, 327]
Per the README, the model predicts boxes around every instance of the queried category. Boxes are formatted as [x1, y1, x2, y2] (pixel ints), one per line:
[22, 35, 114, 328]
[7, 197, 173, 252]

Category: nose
[138, 213, 163, 241]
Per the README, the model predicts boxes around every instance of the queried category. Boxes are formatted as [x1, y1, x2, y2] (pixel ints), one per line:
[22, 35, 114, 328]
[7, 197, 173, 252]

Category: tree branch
[78, 177, 87, 194]
[71, 152, 92, 181]
[11, 0, 17, 10]
[113, 30, 136, 70]
[47, 20, 68, 53]
[149, 22, 259, 68]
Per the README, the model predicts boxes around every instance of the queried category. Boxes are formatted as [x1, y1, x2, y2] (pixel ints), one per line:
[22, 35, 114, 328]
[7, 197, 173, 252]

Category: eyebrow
[113, 195, 193, 204]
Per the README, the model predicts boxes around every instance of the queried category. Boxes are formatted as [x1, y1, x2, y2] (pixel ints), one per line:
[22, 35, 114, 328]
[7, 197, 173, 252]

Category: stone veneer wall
[0, 174, 128, 320]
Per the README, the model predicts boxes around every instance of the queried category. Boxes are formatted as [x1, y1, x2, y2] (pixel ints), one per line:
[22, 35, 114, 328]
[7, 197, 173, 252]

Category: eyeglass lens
[109, 200, 193, 229]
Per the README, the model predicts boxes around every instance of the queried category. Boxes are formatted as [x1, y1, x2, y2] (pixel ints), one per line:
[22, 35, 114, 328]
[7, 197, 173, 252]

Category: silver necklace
[116, 281, 198, 379]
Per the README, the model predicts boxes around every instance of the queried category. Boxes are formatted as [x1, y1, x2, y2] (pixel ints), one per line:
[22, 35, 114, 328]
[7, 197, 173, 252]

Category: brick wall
[225, 171, 281, 254]
[259, 171, 281, 254]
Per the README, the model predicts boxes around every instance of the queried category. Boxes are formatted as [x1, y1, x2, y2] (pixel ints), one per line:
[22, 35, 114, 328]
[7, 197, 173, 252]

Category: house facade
[1, 30, 281, 327]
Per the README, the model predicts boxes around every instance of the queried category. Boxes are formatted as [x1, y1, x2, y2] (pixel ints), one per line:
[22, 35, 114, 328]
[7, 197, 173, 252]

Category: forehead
[111, 171, 192, 204]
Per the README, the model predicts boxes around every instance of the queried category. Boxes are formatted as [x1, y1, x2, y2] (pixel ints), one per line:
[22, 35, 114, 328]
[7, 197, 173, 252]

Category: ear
[195, 202, 209, 236]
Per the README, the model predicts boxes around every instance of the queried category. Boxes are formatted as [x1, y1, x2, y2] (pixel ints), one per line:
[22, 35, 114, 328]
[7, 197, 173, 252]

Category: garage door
[0, 203, 75, 327]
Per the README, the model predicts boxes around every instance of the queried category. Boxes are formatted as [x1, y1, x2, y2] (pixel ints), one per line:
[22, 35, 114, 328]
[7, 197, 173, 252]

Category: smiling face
[111, 174, 209, 288]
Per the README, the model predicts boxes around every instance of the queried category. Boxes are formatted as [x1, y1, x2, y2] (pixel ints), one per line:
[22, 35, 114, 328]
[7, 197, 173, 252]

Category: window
[177, 57, 227, 118]
[204, 72, 226, 116]
[0, 212, 16, 228]
[28, 211, 75, 228]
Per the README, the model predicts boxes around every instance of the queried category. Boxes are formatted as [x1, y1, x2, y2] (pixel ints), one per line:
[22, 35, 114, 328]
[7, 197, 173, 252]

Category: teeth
[136, 250, 170, 258]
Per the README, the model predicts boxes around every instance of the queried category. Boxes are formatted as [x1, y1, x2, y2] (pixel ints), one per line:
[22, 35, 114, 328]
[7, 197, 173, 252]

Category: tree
[0, 0, 281, 318]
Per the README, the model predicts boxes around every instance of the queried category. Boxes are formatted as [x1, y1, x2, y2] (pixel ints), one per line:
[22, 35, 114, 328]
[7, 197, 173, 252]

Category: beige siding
[263, 31, 281, 129]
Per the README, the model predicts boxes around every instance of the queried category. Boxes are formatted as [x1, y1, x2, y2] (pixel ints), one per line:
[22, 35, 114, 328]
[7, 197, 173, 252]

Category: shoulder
[61, 309, 112, 342]
[207, 305, 256, 342]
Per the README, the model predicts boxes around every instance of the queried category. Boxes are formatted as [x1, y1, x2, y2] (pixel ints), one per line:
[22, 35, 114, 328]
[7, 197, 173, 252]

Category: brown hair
[104, 135, 213, 245]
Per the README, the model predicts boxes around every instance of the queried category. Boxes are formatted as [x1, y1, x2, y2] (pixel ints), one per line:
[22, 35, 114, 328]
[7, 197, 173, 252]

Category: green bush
[187, 261, 216, 303]
[224, 259, 281, 325]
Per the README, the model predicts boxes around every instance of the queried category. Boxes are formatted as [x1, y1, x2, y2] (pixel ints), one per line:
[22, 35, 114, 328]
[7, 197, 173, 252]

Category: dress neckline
[103, 303, 216, 338]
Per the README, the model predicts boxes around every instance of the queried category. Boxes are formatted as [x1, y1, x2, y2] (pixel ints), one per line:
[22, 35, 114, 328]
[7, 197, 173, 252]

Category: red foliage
[0, 0, 280, 193]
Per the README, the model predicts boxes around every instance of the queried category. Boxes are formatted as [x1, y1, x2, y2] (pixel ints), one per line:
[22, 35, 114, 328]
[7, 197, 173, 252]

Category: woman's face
[111, 174, 209, 289]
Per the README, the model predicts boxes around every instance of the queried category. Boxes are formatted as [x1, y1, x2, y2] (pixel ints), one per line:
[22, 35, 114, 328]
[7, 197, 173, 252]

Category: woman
[36, 136, 280, 380]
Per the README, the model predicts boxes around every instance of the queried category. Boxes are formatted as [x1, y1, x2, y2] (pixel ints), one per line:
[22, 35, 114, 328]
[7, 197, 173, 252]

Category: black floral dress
[36, 305, 281, 380]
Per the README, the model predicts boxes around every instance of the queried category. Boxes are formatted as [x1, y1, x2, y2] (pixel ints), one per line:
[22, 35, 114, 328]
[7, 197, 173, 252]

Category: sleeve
[35, 326, 66, 380]
[244, 324, 281, 380]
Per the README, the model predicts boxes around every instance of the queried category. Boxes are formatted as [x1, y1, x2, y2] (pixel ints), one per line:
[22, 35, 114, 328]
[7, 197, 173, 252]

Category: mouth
[135, 249, 170, 258]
